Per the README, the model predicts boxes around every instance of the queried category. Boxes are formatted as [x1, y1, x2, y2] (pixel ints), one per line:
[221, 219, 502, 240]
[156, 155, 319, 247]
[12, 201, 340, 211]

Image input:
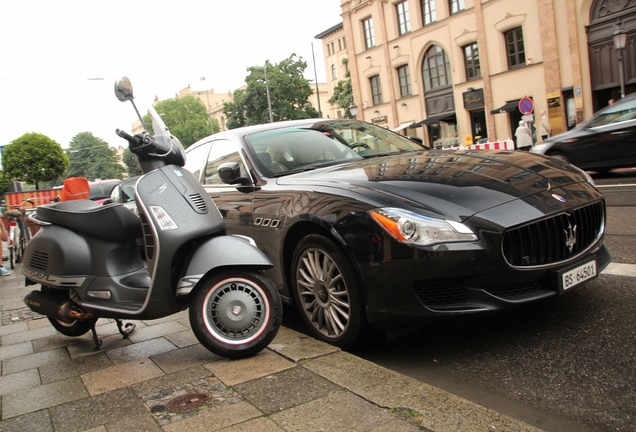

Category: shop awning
[412, 113, 456, 127]
[490, 100, 520, 114]
[391, 121, 414, 132]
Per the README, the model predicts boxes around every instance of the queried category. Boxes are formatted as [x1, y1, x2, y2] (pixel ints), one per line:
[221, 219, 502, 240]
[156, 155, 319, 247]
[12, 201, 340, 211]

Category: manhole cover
[165, 393, 212, 412]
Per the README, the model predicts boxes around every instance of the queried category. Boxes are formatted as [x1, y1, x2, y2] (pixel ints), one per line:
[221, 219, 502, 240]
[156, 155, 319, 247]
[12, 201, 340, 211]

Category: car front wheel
[291, 234, 368, 349]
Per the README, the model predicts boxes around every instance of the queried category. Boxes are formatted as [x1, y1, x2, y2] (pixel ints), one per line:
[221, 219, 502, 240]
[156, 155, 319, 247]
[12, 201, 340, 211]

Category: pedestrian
[539, 110, 552, 141]
[515, 120, 533, 151]
[0, 218, 9, 276]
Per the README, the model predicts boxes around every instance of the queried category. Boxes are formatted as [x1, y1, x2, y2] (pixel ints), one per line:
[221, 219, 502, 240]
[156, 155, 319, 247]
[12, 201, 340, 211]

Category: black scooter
[21, 77, 282, 359]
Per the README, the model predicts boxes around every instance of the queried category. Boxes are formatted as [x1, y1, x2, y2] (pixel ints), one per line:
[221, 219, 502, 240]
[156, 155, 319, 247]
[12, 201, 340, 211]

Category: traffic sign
[518, 97, 534, 114]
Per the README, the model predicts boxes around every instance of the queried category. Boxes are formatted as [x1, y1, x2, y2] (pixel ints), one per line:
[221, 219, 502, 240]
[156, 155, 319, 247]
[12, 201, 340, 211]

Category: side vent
[28, 251, 49, 271]
[189, 193, 208, 213]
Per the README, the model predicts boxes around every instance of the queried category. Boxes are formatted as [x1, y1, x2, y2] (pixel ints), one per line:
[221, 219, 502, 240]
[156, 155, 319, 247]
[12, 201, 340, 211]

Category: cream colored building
[317, 0, 636, 148]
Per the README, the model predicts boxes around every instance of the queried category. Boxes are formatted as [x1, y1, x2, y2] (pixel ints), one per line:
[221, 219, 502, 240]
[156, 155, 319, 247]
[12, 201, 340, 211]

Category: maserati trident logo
[564, 220, 577, 254]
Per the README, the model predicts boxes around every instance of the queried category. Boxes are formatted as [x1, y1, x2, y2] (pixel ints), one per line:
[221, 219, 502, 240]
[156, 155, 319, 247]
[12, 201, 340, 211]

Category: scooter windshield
[147, 105, 186, 166]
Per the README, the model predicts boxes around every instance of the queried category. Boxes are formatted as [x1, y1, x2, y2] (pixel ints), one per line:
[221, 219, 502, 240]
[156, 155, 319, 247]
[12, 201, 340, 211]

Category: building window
[397, 65, 411, 97]
[450, 0, 465, 14]
[422, 0, 437, 26]
[331, 64, 337, 80]
[370, 75, 383, 105]
[396, 1, 411, 35]
[363, 18, 375, 49]
[505, 27, 526, 69]
[463, 43, 481, 79]
[422, 45, 451, 92]
[338, 39, 342, 51]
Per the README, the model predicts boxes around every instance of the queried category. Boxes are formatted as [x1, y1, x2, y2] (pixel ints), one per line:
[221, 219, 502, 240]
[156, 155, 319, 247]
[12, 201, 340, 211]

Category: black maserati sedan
[183, 118, 610, 349]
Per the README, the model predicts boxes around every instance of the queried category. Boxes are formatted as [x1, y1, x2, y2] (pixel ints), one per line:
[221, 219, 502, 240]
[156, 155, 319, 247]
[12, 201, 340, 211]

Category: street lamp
[247, 65, 274, 123]
[613, 19, 627, 98]
[349, 102, 358, 119]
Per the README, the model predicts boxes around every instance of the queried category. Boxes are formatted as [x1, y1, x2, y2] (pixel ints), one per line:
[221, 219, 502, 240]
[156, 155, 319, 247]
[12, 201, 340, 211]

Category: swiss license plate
[561, 259, 597, 291]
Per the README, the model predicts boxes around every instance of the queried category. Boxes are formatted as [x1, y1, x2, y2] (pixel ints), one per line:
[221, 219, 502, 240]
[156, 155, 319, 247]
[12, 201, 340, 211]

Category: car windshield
[245, 121, 426, 177]
[587, 97, 636, 128]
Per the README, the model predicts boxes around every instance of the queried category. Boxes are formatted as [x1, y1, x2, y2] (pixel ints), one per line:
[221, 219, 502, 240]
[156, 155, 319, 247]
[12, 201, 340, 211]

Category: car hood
[276, 149, 593, 220]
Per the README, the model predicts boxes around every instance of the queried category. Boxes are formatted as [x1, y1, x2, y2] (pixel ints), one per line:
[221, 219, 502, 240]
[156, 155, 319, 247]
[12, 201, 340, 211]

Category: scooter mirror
[114, 77, 134, 102]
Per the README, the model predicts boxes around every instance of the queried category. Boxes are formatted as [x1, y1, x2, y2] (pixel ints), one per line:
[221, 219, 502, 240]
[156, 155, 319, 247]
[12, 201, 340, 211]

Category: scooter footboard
[176, 236, 272, 296]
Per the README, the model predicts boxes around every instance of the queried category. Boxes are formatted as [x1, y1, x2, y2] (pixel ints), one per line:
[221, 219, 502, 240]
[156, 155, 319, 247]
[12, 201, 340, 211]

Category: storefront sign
[463, 88, 484, 109]
[371, 115, 388, 126]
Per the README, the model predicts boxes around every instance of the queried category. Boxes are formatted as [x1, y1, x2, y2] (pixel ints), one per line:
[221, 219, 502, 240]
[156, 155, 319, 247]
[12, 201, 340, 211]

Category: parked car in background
[184, 118, 610, 349]
[532, 93, 636, 172]
[89, 179, 122, 204]
[104, 176, 138, 211]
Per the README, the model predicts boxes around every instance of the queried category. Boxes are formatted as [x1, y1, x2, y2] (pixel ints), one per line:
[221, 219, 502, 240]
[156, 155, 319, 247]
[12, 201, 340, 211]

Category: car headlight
[368, 208, 477, 247]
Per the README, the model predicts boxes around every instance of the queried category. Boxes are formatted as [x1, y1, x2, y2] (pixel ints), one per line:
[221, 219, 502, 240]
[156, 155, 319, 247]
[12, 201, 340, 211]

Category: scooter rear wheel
[189, 269, 282, 359]
[49, 317, 97, 337]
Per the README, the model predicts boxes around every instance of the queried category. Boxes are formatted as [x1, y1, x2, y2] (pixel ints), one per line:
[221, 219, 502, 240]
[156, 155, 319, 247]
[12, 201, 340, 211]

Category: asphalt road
[347, 168, 636, 432]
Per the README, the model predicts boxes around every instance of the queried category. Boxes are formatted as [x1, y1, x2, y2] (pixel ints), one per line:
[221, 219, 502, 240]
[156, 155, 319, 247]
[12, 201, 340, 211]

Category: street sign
[519, 97, 534, 114]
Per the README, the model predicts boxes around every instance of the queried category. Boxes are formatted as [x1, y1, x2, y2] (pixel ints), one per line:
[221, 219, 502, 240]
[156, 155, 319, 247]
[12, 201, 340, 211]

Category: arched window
[422, 45, 452, 92]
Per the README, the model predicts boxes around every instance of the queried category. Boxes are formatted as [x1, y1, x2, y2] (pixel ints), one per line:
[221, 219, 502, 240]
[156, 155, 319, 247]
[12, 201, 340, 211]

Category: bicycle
[5, 199, 35, 269]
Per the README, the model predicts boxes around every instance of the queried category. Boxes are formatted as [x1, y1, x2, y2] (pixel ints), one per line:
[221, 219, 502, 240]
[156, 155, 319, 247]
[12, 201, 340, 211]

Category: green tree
[122, 148, 142, 177]
[0, 171, 10, 196]
[66, 132, 125, 181]
[143, 96, 215, 149]
[2, 133, 68, 189]
[224, 54, 319, 128]
[328, 58, 355, 118]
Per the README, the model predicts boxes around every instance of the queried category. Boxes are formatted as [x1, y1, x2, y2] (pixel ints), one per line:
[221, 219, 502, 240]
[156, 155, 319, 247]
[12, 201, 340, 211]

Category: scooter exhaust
[24, 291, 93, 323]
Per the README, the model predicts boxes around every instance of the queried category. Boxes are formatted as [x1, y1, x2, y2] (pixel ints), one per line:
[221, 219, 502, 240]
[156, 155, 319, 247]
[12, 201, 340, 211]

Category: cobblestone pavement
[0, 264, 543, 432]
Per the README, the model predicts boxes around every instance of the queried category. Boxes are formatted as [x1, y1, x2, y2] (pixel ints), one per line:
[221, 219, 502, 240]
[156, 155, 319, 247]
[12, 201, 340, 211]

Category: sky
[0, 0, 342, 149]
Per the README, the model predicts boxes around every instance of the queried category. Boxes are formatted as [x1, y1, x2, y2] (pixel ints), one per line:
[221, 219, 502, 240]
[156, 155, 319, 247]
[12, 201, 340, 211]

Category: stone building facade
[317, 0, 636, 148]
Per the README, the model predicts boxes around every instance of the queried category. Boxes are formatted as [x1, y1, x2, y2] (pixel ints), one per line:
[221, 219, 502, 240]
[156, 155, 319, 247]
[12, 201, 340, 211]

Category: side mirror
[218, 162, 251, 186]
[114, 77, 134, 102]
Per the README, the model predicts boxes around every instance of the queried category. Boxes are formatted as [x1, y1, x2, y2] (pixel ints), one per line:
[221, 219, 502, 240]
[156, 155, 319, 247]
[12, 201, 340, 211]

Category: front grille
[502, 200, 604, 267]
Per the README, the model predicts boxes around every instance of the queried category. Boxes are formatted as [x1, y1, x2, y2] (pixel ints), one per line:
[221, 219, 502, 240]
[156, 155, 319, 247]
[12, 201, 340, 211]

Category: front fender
[176, 235, 273, 296]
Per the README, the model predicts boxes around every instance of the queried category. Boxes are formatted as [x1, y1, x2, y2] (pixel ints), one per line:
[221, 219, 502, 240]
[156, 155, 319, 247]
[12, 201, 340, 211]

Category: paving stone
[2, 377, 89, 419]
[161, 400, 262, 432]
[267, 325, 339, 362]
[66, 332, 133, 360]
[50, 387, 148, 432]
[130, 365, 213, 397]
[204, 348, 295, 386]
[0, 369, 41, 396]
[99, 413, 161, 431]
[32, 331, 87, 353]
[0, 340, 32, 360]
[81, 359, 165, 395]
[2, 326, 58, 345]
[127, 321, 188, 344]
[39, 351, 112, 384]
[2, 347, 69, 375]
[0, 321, 28, 337]
[105, 337, 177, 365]
[164, 329, 200, 348]
[233, 366, 341, 414]
[0, 409, 53, 432]
[270, 391, 423, 431]
[150, 343, 219, 374]
[216, 416, 285, 432]
[27, 317, 51, 330]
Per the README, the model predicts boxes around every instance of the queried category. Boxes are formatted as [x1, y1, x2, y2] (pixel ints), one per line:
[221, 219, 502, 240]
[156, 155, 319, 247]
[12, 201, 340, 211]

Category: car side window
[588, 98, 636, 128]
[121, 183, 135, 202]
[184, 142, 211, 181]
[204, 140, 244, 185]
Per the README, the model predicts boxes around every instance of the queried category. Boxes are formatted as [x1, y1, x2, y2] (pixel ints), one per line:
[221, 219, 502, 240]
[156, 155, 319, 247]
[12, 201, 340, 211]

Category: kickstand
[116, 319, 136, 338]
[90, 325, 103, 350]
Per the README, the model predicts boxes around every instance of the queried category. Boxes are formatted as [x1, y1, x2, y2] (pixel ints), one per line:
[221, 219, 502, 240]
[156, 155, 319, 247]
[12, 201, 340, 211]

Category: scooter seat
[36, 200, 142, 243]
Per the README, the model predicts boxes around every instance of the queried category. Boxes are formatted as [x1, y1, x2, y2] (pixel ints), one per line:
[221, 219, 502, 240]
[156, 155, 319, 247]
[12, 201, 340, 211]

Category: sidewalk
[0, 264, 542, 432]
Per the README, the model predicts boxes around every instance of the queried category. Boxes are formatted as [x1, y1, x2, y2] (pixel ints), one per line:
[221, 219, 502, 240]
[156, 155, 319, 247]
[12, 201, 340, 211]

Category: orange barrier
[4, 190, 58, 208]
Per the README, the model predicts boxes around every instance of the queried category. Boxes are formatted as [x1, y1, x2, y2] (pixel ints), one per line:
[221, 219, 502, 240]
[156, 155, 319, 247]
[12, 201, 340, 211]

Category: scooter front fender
[176, 235, 273, 296]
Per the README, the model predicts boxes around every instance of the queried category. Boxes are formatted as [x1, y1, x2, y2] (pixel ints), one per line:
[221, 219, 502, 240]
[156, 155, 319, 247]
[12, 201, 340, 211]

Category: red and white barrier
[445, 139, 515, 151]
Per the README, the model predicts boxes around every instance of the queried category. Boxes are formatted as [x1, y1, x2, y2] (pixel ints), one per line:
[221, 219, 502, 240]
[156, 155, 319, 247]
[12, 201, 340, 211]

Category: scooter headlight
[149, 206, 178, 230]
